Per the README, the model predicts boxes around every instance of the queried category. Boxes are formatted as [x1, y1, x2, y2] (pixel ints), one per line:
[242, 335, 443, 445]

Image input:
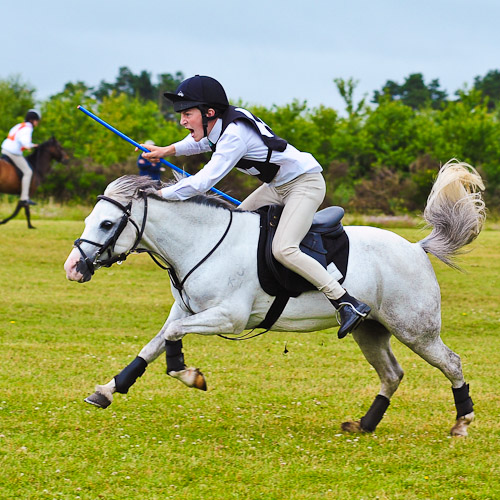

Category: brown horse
[0, 137, 69, 228]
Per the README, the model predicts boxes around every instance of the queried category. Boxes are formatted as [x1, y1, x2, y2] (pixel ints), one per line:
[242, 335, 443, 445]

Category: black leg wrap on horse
[452, 383, 474, 419]
[114, 356, 147, 394]
[360, 395, 391, 432]
[166, 340, 185, 373]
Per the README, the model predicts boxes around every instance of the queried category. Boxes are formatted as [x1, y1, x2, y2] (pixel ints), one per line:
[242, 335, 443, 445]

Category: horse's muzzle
[64, 248, 93, 283]
[75, 257, 94, 283]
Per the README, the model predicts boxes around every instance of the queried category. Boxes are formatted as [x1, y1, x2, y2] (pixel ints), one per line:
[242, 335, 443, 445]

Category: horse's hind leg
[342, 320, 404, 434]
[0, 201, 24, 226]
[401, 333, 474, 437]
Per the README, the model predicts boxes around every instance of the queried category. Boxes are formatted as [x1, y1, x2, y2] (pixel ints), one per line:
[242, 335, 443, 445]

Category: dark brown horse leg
[0, 201, 36, 228]
[23, 203, 35, 229]
[0, 201, 24, 226]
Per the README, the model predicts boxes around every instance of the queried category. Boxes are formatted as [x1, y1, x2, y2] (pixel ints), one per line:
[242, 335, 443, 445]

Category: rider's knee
[271, 242, 298, 266]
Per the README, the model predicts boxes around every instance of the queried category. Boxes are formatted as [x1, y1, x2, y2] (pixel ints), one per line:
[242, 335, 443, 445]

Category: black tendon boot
[330, 291, 371, 339]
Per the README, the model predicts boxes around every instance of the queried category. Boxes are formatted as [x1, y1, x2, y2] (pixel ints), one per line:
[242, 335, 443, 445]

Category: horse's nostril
[76, 258, 93, 280]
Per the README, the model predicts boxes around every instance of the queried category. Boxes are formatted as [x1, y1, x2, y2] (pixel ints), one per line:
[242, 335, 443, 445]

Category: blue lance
[77, 105, 241, 206]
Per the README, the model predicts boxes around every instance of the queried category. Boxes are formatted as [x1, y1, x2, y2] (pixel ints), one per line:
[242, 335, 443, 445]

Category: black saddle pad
[1, 154, 15, 167]
[256, 205, 349, 298]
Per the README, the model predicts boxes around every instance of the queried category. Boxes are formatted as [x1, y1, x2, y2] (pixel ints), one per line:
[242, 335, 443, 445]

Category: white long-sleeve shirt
[159, 116, 322, 201]
[1, 122, 35, 155]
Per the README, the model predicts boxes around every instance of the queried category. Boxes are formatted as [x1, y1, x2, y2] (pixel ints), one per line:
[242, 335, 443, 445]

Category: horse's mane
[26, 147, 40, 167]
[104, 175, 236, 210]
[26, 137, 57, 169]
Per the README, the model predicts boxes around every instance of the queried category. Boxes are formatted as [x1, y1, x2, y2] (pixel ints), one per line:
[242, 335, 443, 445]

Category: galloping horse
[64, 160, 485, 436]
[0, 137, 69, 228]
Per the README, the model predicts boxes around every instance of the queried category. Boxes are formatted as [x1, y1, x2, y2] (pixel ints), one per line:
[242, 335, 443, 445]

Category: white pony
[64, 160, 485, 436]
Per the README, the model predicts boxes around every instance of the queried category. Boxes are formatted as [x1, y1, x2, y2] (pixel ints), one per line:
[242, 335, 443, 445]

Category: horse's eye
[100, 220, 114, 230]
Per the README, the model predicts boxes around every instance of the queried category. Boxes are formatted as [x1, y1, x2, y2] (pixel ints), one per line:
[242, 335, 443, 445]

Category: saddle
[0, 154, 33, 181]
[255, 204, 349, 329]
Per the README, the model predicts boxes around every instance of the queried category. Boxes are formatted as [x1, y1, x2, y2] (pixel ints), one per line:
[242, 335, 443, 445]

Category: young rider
[1, 109, 41, 206]
[142, 75, 370, 338]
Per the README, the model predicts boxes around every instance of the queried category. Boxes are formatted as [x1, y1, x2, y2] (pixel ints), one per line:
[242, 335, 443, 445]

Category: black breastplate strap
[167, 210, 234, 314]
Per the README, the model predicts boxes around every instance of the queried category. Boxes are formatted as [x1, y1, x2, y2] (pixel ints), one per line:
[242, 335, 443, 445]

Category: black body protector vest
[210, 106, 288, 183]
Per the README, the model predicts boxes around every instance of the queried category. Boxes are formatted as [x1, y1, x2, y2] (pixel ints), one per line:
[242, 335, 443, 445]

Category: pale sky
[2, 0, 499, 111]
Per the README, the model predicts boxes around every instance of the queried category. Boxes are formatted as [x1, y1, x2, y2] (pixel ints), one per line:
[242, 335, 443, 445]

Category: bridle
[73, 192, 149, 277]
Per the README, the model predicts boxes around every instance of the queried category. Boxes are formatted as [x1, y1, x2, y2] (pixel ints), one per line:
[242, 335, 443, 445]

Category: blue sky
[3, 0, 499, 111]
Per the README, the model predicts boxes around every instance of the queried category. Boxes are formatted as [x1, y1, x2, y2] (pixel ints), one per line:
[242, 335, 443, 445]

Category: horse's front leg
[85, 302, 206, 409]
[163, 304, 248, 341]
[163, 339, 207, 391]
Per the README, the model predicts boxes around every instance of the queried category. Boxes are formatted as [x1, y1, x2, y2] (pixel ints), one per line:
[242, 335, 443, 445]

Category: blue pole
[77, 105, 241, 205]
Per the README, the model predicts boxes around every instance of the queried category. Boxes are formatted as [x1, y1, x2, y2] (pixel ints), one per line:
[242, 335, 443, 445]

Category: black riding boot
[330, 291, 371, 339]
[19, 199, 36, 206]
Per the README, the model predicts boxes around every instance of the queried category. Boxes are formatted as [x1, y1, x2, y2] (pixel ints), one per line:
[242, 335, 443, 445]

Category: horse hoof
[194, 369, 207, 391]
[450, 412, 474, 437]
[341, 420, 367, 433]
[84, 391, 112, 409]
[168, 367, 207, 391]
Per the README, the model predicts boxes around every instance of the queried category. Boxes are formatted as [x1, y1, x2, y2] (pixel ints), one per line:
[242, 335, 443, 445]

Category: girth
[256, 204, 349, 329]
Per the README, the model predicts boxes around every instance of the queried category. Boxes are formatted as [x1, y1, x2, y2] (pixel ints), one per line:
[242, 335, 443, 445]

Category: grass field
[0, 212, 499, 500]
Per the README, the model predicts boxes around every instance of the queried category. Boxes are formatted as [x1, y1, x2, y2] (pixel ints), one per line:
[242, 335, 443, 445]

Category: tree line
[1, 67, 500, 213]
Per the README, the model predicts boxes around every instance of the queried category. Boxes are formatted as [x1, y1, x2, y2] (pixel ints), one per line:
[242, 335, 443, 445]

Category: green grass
[0, 217, 499, 500]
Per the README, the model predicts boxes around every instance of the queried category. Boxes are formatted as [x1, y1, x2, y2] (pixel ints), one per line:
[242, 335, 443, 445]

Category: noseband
[73, 192, 148, 276]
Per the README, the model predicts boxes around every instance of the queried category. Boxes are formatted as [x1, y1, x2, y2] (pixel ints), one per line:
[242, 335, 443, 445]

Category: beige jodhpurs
[1, 149, 32, 201]
[239, 173, 345, 300]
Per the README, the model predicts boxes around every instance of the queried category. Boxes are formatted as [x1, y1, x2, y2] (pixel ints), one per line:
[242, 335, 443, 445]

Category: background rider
[1, 109, 41, 206]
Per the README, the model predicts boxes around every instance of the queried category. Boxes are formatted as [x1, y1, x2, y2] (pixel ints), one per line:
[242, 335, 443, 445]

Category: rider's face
[179, 108, 215, 142]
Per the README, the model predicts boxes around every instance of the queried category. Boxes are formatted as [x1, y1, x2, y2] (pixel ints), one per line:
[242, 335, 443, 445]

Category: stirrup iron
[335, 302, 370, 325]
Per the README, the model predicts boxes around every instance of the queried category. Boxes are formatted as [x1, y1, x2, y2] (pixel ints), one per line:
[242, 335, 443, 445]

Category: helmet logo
[177, 91, 184, 97]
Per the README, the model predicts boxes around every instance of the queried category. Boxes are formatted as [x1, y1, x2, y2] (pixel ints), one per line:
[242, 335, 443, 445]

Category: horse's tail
[419, 159, 486, 269]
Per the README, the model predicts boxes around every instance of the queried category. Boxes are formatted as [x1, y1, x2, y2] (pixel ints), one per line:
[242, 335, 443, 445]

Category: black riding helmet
[163, 75, 229, 137]
[25, 109, 41, 123]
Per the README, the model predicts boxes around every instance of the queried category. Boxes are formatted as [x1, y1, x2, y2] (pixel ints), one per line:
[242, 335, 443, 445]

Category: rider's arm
[17, 126, 35, 151]
[140, 134, 211, 162]
[158, 129, 248, 201]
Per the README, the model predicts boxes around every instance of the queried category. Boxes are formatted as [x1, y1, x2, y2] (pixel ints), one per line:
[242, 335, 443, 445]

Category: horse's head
[28, 137, 70, 176]
[64, 179, 152, 282]
[46, 136, 70, 164]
